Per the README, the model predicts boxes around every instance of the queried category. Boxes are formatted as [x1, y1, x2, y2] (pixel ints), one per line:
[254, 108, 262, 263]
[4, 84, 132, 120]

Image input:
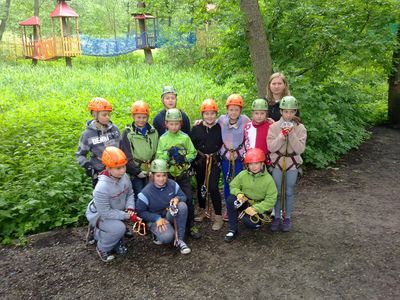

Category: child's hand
[170, 197, 179, 207]
[193, 119, 202, 126]
[137, 171, 148, 179]
[237, 193, 247, 202]
[244, 206, 257, 216]
[156, 218, 169, 232]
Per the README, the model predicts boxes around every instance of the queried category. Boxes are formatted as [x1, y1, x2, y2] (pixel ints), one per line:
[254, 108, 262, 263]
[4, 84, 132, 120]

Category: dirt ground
[1, 126, 399, 299]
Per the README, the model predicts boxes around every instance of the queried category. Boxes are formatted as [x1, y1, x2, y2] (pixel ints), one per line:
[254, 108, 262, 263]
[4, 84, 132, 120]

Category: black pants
[170, 173, 195, 229]
[194, 159, 222, 215]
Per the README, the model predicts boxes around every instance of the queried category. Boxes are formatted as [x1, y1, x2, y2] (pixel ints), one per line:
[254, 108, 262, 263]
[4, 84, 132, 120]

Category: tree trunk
[32, 0, 40, 65]
[240, 0, 273, 98]
[388, 27, 400, 126]
[0, 0, 12, 42]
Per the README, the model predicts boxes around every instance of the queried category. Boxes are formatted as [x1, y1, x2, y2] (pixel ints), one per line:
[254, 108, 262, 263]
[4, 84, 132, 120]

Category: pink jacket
[267, 118, 307, 170]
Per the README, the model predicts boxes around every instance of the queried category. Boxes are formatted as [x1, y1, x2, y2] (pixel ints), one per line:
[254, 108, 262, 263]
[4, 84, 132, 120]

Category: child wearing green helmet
[244, 98, 274, 166]
[156, 108, 201, 239]
[136, 159, 191, 254]
[153, 86, 191, 136]
[267, 96, 307, 232]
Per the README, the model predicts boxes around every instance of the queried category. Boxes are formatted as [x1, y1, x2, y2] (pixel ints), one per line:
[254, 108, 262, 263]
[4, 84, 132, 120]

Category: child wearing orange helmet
[218, 94, 250, 219]
[76, 97, 121, 188]
[85, 147, 138, 262]
[224, 148, 277, 242]
[120, 100, 158, 202]
[190, 99, 224, 230]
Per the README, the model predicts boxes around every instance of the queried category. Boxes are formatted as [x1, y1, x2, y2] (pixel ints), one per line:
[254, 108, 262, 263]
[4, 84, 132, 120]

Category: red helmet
[200, 98, 218, 113]
[88, 97, 112, 112]
[131, 100, 149, 115]
[244, 148, 265, 164]
[102, 147, 128, 168]
[225, 94, 243, 108]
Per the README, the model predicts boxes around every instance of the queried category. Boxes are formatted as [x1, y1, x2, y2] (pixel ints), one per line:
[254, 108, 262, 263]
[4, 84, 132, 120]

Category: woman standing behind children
[266, 73, 291, 122]
[219, 94, 250, 207]
[267, 96, 307, 232]
[120, 100, 158, 201]
[190, 99, 224, 230]
[76, 97, 121, 188]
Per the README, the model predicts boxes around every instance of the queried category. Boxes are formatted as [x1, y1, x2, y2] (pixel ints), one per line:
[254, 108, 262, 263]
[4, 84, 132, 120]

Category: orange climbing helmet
[200, 98, 219, 113]
[131, 100, 150, 115]
[102, 146, 128, 168]
[88, 97, 112, 112]
[225, 94, 243, 108]
[244, 148, 265, 164]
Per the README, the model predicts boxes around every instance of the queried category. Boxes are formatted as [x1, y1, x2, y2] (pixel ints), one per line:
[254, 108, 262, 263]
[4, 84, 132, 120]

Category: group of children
[76, 72, 307, 262]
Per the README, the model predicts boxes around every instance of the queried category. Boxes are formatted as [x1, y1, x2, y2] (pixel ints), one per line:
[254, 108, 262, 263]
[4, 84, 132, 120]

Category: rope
[281, 136, 289, 220]
[203, 154, 213, 217]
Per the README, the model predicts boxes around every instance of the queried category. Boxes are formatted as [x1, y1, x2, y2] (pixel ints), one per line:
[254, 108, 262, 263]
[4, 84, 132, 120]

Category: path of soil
[1, 126, 399, 299]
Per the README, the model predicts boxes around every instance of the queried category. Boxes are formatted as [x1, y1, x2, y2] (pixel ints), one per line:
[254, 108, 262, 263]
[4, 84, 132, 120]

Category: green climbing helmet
[251, 98, 268, 111]
[165, 108, 182, 121]
[161, 86, 177, 99]
[150, 159, 169, 173]
[279, 96, 299, 110]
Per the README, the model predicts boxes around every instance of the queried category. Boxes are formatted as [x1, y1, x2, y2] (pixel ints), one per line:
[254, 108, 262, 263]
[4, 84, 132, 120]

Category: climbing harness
[199, 151, 217, 218]
[222, 143, 244, 182]
[169, 201, 179, 245]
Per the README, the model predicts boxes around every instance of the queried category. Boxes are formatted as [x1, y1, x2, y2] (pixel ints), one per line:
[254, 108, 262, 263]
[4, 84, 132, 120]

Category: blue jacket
[136, 179, 186, 223]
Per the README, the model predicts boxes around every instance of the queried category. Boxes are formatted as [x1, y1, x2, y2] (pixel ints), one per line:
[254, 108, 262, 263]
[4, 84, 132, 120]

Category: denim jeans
[221, 159, 244, 200]
[225, 195, 261, 232]
[272, 167, 298, 219]
[149, 202, 188, 243]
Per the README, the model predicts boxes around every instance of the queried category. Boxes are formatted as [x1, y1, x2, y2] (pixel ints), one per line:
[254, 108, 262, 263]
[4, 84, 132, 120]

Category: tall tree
[388, 26, 400, 125]
[0, 0, 12, 41]
[240, 0, 272, 97]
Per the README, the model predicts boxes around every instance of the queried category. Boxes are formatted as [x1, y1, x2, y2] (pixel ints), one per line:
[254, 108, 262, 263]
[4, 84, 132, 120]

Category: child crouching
[136, 159, 191, 255]
[85, 146, 138, 262]
[224, 148, 277, 242]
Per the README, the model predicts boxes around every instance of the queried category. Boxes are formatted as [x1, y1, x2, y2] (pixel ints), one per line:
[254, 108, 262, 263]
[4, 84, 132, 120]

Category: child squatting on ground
[136, 159, 191, 254]
[153, 86, 191, 136]
[224, 148, 278, 242]
[267, 96, 307, 232]
[190, 99, 224, 230]
[120, 100, 158, 202]
[76, 97, 121, 188]
[85, 146, 139, 262]
[156, 108, 201, 239]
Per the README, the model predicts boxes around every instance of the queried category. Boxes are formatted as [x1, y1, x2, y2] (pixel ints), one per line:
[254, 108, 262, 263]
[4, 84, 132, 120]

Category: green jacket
[230, 169, 277, 213]
[156, 130, 197, 177]
[121, 123, 158, 175]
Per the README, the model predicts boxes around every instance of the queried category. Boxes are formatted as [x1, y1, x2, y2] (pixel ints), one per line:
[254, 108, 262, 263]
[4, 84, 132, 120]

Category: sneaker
[194, 208, 207, 222]
[86, 225, 96, 245]
[113, 240, 128, 255]
[175, 240, 191, 255]
[212, 215, 224, 231]
[152, 234, 162, 245]
[96, 246, 115, 263]
[270, 217, 281, 232]
[189, 226, 202, 239]
[224, 230, 237, 243]
[223, 211, 229, 222]
[282, 218, 292, 232]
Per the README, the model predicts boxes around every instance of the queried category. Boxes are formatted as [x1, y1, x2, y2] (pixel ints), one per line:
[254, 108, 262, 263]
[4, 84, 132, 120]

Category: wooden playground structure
[19, 1, 81, 63]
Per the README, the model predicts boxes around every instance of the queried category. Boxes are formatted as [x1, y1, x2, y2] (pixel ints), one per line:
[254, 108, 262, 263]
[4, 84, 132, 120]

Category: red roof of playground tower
[19, 16, 41, 26]
[50, 1, 79, 18]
